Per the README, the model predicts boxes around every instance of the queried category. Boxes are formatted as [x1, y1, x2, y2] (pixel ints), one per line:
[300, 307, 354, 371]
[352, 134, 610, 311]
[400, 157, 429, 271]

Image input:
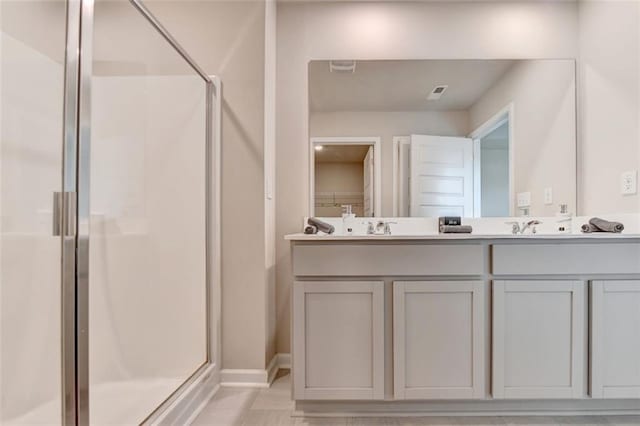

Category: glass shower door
[87, 1, 209, 423]
[1, 0, 212, 423]
[0, 1, 68, 424]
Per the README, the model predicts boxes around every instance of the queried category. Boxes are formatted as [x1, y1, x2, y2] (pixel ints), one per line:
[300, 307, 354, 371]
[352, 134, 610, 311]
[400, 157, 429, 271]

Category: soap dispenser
[555, 203, 572, 233]
[341, 204, 356, 235]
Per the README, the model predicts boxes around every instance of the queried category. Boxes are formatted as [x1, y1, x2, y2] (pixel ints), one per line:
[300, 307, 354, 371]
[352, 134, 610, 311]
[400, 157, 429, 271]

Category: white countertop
[285, 232, 640, 241]
[290, 214, 640, 241]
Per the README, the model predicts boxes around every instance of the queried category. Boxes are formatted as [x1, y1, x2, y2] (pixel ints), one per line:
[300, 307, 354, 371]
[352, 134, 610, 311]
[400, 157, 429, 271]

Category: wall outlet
[621, 170, 638, 195]
[517, 191, 531, 208]
[544, 187, 553, 205]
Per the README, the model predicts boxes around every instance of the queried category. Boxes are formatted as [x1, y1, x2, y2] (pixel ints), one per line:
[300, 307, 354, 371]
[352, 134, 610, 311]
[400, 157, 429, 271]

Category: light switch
[517, 191, 531, 208]
[544, 187, 553, 205]
[621, 170, 638, 195]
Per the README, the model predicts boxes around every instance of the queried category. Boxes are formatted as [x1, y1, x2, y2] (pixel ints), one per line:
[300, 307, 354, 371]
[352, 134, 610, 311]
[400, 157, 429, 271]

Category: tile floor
[193, 371, 640, 426]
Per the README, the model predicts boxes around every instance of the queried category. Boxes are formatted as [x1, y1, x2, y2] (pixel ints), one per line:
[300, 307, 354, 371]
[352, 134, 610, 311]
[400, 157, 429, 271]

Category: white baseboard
[221, 353, 291, 388]
[151, 363, 221, 426]
[277, 353, 291, 369]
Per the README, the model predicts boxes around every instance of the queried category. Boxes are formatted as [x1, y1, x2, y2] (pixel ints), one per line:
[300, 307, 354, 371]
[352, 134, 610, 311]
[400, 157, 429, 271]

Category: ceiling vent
[427, 85, 448, 100]
[329, 60, 356, 74]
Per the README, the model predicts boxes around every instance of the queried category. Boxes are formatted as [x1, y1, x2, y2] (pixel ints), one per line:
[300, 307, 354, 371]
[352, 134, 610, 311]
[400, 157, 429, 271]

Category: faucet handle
[362, 221, 375, 235]
[505, 221, 520, 235]
[383, 221, 397, 235]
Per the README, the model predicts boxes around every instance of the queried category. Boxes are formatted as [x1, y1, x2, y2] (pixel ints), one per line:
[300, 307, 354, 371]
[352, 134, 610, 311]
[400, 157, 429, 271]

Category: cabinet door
[591, 280, 640, 399]
[292, 281, 384, 400]
[493, 280, 585, 399]
[393, 281, 485, 399]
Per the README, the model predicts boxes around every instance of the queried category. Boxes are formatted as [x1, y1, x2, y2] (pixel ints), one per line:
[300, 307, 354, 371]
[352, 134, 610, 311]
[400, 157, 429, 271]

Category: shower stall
[1, 0, 220, 424]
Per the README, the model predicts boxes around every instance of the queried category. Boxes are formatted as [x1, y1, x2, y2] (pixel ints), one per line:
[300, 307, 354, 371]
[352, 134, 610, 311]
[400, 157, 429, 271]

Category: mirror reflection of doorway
[310, 137, 380, 217]
[476, 120, 510, 217]
[470, 105, 514, 218]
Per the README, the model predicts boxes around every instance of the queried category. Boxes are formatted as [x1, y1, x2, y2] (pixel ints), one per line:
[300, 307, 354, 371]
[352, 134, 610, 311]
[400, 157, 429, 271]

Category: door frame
[392, 136, 411, 217]
[309, 136, 382, 217]
[468, 102, 515, 217]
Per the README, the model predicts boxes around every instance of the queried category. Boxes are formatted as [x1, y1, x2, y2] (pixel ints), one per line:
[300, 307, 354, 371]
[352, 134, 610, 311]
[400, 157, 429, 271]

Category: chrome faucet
[506, 220, 542, 235]
[364, 221, 375, 235]
[364, 220, 396, 235]
[383, 221, 396, 235]
[521, 220, 541, 234]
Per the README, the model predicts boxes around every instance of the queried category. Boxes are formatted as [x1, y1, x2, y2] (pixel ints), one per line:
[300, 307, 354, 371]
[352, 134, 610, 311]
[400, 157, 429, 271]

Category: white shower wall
[89, 74, 208, 424]
[0, 32, 64, 423]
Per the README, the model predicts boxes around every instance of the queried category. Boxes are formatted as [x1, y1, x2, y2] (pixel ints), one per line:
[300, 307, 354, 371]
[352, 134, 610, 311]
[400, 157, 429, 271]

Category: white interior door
[363, 146, 374, 217]
[409, 135, 474, 217]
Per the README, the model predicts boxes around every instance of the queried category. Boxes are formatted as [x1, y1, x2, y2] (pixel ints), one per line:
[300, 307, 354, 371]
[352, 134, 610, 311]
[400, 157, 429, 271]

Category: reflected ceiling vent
[427, 85, 448, 100]
[329, 60, 356, 74]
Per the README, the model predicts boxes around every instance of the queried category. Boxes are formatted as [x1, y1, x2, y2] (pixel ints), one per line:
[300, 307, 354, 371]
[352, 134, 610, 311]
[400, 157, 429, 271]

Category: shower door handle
[53, 191, 77, 237]
[53, 192, 62, 236]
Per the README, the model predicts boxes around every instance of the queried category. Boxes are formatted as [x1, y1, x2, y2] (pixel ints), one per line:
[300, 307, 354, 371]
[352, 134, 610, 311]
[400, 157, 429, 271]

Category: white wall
[277, 0, 579, 354]
[310, 110, 469, 216]
[578, 0, 640, 215]
[469, 60, 576, 216]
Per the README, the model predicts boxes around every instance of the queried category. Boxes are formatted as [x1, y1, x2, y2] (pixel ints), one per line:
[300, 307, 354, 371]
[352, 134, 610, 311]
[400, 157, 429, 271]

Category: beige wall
[469, 60, 577, 217]
[146, 1, 274, 370]
[310, 110, 469, 216]
[277, 0, 579, 354]
[578, 0, 640, 215]
[264, 0, 278, 371]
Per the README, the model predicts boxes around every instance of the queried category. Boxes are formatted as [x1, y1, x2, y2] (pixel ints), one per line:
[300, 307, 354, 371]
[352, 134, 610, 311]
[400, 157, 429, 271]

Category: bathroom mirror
[309, 59, 577, 218]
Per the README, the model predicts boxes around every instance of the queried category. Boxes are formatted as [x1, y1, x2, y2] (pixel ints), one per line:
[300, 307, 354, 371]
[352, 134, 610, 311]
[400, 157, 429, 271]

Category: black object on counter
[439, 216, 462, 226]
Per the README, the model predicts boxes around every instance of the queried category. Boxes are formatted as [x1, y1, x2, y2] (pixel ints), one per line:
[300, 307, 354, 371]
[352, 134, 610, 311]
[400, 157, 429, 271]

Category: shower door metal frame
[61, 0, 82, 424]
[62, 0, 216, 424]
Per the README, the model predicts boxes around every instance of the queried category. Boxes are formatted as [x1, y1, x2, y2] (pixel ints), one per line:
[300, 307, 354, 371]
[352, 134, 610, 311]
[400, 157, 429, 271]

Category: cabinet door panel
[293, 281, 384, 400]
[493, 281, 585, 399]
[394, 281, 485, 399]
[591, 280, 640, 399]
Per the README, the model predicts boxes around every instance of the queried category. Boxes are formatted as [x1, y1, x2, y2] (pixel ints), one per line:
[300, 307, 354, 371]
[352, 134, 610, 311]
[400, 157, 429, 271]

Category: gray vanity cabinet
[292, 280, 385, 400]
[591, 280, 640, 399]
[289, 237, 640, 409]
[393, 281, 486, 399]
[492, 280, 586, 399]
